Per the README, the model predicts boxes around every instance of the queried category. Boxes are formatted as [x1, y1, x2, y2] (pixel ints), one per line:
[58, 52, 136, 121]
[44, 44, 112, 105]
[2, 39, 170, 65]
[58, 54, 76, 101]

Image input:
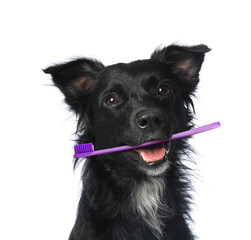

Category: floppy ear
[43, 58, 104, 111]
[151, 44, 211, 91]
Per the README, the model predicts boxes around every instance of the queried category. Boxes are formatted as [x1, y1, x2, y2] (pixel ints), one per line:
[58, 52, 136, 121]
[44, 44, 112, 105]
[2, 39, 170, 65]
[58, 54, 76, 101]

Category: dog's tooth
[142, 155, 149, 162]
[133, 149, 149, 162]
[148, 162, 154, 166]
[165, 143, 171, 154]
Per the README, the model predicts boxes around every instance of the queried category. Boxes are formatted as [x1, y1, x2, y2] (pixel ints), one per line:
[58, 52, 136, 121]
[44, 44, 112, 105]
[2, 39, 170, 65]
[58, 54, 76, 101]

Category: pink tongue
[138, 145, 165, 162]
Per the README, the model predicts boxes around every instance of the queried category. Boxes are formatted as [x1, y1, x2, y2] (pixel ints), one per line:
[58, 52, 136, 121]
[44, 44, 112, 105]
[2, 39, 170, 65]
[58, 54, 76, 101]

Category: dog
[44, 44, 210, 240]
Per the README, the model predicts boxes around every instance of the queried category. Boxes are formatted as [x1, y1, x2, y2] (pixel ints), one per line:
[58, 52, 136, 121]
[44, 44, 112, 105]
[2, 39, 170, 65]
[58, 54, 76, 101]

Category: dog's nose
[135, 109, 164, 132]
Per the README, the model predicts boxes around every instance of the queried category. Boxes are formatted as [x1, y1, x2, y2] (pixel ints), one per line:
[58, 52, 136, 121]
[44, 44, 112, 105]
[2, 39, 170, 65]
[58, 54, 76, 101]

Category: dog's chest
[130, 177, 168, 237]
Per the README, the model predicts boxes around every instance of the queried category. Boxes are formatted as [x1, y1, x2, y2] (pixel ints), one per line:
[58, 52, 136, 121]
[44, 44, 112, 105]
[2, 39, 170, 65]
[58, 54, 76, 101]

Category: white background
[1, 0, 250, 239]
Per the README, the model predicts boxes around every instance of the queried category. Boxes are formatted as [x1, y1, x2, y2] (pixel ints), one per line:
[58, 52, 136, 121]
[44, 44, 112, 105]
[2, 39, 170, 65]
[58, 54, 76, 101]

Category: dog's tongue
[138, 145, 165, 162]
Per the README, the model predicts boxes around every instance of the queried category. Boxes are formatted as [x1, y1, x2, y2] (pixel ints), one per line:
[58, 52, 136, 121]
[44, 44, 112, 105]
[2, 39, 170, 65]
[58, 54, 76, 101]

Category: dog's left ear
[43, 58, 104, 112]
[151, 44, 211, 91]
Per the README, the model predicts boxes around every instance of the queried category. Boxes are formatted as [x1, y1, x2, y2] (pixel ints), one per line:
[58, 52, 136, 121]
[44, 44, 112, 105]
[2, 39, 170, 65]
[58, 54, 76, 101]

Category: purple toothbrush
[74, 122, 220, 158]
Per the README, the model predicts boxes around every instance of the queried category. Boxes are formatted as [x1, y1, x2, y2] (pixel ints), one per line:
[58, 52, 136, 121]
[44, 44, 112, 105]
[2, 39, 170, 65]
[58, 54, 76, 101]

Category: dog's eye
[158, 85, 171, 96]
[105, 95, 120, 106]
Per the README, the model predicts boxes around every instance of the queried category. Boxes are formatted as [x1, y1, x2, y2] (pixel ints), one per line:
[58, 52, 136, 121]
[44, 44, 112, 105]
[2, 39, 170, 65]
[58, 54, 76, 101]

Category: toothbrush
[74, 122, 220, 158]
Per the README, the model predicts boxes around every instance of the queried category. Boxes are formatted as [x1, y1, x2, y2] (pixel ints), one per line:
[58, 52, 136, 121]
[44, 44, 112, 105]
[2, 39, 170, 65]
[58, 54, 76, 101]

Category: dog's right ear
[43, 58, 104, 112]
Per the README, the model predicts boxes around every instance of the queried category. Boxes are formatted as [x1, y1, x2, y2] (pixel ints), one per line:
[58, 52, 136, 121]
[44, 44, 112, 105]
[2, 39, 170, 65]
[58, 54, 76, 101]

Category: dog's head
[44, 44, 210, 176]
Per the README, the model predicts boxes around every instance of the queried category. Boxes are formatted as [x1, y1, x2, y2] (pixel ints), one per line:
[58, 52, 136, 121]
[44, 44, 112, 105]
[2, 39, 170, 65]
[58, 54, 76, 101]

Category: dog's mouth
[129, 142, 171, 166]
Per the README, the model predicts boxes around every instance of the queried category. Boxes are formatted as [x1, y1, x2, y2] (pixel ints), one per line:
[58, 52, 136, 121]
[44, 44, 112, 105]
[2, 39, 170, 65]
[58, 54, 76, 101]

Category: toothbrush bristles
[74, 143, 94, 154]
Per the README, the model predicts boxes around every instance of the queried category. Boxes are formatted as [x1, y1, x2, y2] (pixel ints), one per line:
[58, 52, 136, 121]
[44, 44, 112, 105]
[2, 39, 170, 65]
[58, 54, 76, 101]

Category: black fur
[44, 44, 210, 240]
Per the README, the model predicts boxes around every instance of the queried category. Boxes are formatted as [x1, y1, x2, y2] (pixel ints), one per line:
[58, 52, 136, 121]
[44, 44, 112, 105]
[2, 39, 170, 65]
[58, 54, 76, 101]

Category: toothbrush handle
[74, 122, 220, 158]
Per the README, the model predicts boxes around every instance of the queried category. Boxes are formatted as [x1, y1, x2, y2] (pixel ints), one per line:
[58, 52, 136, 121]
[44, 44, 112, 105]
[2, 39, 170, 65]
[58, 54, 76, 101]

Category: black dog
[44, 44, 210, 240]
